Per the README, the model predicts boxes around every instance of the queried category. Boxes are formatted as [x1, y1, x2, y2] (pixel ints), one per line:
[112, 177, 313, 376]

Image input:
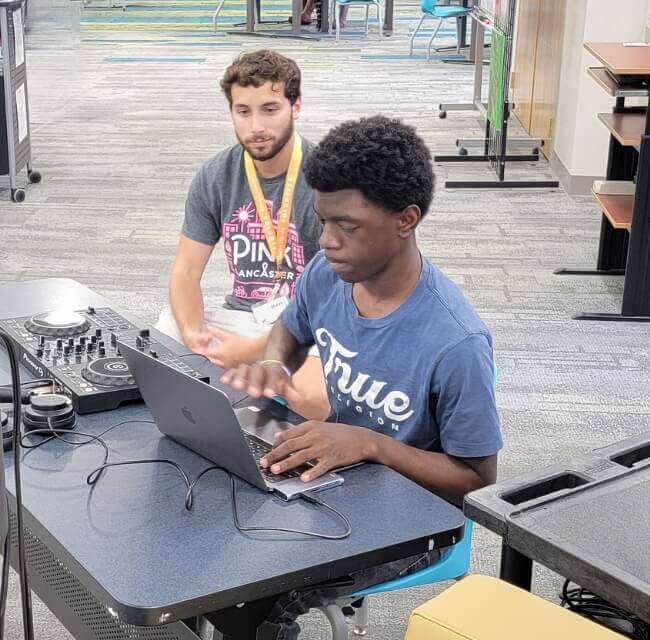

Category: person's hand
[182, 327, 227, 366]
[203, 327, 260, 370]
[220, 360, 301, 404]
[260, 421, 378, 482]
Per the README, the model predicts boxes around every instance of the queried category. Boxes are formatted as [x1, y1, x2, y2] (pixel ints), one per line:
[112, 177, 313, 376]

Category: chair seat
[426, 6, 471, 18]
[351, 520, 473, 597]
[405, 575, 626, 640]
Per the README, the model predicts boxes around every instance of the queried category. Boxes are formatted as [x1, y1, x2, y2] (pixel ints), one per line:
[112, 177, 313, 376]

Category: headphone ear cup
[23, 394, 77, 434]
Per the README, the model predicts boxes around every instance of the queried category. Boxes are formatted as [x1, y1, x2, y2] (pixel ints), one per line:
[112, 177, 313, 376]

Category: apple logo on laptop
[181, 406, 196, 424]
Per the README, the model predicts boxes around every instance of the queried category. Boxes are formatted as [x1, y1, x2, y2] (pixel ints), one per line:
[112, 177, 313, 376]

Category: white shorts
[155, 305, 319, 357]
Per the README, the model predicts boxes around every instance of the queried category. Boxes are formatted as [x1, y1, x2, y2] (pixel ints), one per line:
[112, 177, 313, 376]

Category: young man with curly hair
[215, 115, 502, 639]
[156, 49, 329, 420]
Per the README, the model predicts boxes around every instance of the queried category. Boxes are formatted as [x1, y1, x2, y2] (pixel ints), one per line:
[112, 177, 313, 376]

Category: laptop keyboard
[244, 433, 303, 483]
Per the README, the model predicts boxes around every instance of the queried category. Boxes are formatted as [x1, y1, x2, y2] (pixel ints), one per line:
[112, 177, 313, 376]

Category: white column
[553, 0, 647, 188]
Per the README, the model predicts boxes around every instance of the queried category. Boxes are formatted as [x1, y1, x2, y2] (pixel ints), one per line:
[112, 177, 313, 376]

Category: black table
[464, 431, 650, 624]
[0, 278, 465, 640]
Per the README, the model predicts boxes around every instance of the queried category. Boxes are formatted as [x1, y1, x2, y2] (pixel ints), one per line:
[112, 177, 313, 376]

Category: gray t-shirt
[182, 139, 321, 311]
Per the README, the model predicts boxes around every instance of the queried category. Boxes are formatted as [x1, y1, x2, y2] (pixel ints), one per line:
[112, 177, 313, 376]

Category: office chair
[320, 520, 474, 639]
[409, 0, 472, 61]
[329, 0, 382, 42]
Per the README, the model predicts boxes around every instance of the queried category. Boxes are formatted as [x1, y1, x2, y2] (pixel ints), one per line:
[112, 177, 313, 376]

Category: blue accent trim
[84, 39, 235, 45]
[350, 520, 474, 596]
[119, 2, 291, 7]
[103, 56, 207, 62]
[421, 0, 471, 17]
[361, 53, 465, 60]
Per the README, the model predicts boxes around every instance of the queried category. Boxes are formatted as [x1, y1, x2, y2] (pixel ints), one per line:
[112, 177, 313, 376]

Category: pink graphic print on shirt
[222, 200, 307, 302]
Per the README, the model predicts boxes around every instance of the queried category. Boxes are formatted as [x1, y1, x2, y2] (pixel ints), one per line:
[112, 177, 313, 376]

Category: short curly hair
[220, 50, 301, 107]
[304, 115, 435, 217]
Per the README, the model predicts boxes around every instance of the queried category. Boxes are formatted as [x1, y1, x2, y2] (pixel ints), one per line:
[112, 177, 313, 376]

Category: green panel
[487, 29, 506, 132]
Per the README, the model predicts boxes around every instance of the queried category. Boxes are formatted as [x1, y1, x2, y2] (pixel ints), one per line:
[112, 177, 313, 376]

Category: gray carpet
[1, 0, 649, 637]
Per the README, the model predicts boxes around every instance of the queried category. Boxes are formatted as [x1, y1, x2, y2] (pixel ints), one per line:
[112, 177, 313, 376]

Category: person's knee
[154, 306, 184, 344]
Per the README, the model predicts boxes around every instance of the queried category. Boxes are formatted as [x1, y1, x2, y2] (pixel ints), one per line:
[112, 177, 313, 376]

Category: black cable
[188, 466, 351, 540]
[561, 580, 650, 640]
[0, 378, 54, 391]
[0, 378, 55, 404]
[0, 503, 10, 640]
[176, 352, 211, 366]
[86, 460, 194, 510]
[21, 418, 181, 504]
[0, 332, 35, 640]
[21, 426, 111, 483]
[19, 419, 155, 456]
[95, 418, 155, 440]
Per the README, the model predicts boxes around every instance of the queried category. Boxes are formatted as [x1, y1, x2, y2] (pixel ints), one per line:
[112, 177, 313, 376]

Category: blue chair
[320, 520, 474, 638]
[409, 0, 472, 61]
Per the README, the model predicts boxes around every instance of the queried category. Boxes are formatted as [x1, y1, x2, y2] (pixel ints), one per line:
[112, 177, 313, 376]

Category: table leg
[621, 134, 650, 317]
[383, 0, 393, 35]
[458, 12, 467, 48]
[291, 0, 302, 34]
[246, 0, 254, 30]
[499, 542, 532, 591]
[320, 0, 329, 32]
[207, 595, 280, 640]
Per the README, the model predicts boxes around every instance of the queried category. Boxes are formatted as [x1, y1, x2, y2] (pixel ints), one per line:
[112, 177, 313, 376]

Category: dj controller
[0, 306, 208, 413]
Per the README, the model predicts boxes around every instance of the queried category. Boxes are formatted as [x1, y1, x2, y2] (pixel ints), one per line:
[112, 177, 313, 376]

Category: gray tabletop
[465, 431, 650, 623]
[0, 278, 465, 626]
[507, 466, 650, 623]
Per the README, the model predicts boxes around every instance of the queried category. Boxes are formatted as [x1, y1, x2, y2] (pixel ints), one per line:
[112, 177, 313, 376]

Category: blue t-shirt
[281, 252, 502, 458]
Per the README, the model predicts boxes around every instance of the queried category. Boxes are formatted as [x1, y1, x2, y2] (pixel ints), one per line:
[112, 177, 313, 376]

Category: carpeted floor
[1, 0, 649, 637]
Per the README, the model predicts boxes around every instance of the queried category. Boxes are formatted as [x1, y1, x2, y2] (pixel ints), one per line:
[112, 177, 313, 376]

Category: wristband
[258, 359, 292, 378]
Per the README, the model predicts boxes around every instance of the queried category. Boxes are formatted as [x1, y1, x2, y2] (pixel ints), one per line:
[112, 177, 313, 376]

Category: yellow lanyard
[244, 135, 303, 274]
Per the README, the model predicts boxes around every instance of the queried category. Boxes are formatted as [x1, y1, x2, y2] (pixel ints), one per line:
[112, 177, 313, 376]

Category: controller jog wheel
[82, 357, 134, 387]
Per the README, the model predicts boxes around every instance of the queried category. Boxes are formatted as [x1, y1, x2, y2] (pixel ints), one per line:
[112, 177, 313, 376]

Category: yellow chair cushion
[405, 574, 626, 640]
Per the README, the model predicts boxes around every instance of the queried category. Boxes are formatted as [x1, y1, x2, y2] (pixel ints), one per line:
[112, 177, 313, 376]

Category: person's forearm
[262, 319, 310, 373]
[366, 432, 487, 505]
[169, 272, 204, 338]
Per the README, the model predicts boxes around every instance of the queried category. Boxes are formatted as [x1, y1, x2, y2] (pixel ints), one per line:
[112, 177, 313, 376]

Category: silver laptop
[119, 341, 343, 500]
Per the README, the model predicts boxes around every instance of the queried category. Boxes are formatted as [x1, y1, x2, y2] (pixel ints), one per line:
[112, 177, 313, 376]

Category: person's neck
[253, 132, 296, 179]
[353, 244, 422, 319]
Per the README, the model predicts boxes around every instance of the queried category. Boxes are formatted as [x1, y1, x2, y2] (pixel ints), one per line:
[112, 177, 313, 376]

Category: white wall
[554, 0, 647, 179]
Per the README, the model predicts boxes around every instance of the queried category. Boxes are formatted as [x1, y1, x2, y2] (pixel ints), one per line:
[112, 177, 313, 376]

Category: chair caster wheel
[11, 188, 26, 203]
[439, 110, 447, 119]
[532, 147, 539, 156]
[28, 170, 42, 184]
[459, 147, 468, 156]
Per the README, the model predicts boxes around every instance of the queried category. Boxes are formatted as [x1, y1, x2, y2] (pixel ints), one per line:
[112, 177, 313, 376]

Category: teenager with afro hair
[217, 115, 502, 640]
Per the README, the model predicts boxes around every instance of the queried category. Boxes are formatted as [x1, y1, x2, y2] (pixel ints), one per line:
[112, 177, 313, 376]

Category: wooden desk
[585, 42, 650, 76]
[592, 191, 633, 231]
[597, 113, 645, 147]
[555, 42, 650, 322]
[588, 67, 649, 98]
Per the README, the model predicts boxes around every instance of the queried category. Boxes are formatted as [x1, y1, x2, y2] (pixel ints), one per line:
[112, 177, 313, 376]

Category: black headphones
[1, 393, 77, 450]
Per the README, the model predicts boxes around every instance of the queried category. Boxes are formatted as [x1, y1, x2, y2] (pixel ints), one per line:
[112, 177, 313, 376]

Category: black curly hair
[304, 115, 435, 217]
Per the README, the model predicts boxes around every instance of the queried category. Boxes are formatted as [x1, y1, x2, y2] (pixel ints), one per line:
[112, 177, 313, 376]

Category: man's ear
[292, 96, 303, 120]
[396, 205, 421, 238]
